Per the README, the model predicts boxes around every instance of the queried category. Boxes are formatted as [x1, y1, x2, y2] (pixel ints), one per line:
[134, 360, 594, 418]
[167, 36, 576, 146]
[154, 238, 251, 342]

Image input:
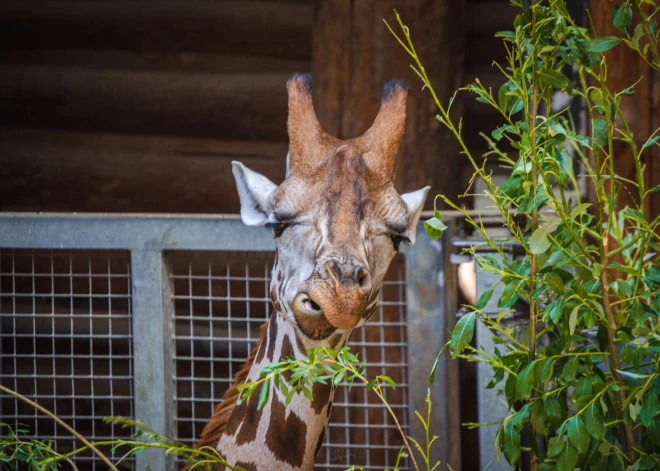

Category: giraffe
[192, 73, 430, 471]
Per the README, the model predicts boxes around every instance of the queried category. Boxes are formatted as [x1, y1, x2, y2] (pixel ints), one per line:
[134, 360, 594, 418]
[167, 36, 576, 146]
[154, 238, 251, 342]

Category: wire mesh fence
[171, 251, 410, 471]
[0, 249, 134, 470]
[0, 215, 455, 471]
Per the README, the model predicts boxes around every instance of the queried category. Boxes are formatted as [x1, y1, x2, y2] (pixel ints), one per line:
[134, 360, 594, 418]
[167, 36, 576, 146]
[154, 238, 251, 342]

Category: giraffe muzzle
[292, 292, 337, 340]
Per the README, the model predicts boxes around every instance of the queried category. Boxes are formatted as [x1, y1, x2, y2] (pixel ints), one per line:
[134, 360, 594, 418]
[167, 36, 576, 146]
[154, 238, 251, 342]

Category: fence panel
[0, 214, 456, 471]
[0, 249, 134, 470]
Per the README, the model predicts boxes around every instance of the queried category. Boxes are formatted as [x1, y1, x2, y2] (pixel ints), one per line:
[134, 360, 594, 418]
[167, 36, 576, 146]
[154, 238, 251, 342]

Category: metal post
[131, 250, 176, 471]
[475, 254, 513, 471]
[405, 220, 461, 470]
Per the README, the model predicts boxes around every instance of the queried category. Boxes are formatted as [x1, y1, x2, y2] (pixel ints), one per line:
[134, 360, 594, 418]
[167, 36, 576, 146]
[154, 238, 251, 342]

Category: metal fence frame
[0, 213, 458, 471]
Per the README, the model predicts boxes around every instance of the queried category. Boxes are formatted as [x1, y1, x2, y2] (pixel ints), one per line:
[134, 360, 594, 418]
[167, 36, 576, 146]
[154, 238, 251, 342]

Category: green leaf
[584, 402, 605, 440]
[562, 356, 579, 381]
[500, 420, 521, 465]
[498, 82, 523, 114]
[570, 202, 592, 219]
[548, 436, 565, 458]
[257, 379, 270, 410]
[538, 68, 571, 90]
[377, 375, 396, 389]
[640, 389, 659, 426]
[495, 30, 516, 41]
[556, 441, 579, 471]
[475, 287, 495, 310]
[516, 361, 536, 400]
[424, 217, 447, 241]
[498, 279, 523, 309]
[428, 342, 450, 388]
[545, 396, 562, 419]
[505, 370, 517, 407]
[545, 271, 565, 294]
[638, 454, 657, 470]
[569, 306, 579, 335]
[530, 400, 547, 434]
[613, 2, 633, 34]
[586, 36, 622, 53]
[568, 415, 590, 454]
[643, 136, 660, 150]
[573, 377, 593, 398]
[450, 312, 475, 358]
[592, 119, 608, 148]
[538, 358, 555, 387]
[529, 224, 554, 254]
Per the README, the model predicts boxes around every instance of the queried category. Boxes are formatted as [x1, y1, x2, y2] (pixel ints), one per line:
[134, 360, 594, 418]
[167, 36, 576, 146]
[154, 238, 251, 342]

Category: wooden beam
[0, 128, 288, 213]
[0, 49, 311, 75]
[588, 0, 653, 212]
[466, 1, 517, 36]
[312, 0, 466, 217]
[0, 1, 312, 60]
[0, 66, 289, 141]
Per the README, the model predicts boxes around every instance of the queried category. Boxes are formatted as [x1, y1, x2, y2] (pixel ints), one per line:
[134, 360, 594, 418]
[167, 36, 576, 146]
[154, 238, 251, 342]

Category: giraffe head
[233, 74, 429, 342]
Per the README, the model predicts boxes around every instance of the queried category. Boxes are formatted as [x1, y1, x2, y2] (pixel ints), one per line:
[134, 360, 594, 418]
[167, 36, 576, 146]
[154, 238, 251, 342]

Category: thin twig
[0, 384, 119, 471]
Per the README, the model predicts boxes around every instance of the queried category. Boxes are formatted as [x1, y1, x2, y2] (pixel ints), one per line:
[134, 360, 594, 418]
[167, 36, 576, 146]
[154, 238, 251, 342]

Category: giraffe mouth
[292, 292, 337, 340]
[293, 293, 324, 316]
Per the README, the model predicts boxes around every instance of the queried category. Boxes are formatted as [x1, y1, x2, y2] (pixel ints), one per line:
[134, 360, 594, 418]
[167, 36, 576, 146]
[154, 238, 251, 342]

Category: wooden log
[312, 0, 466, 220]
[0, 66, 290, 141]
[0, 49, 311, 75]
[466, 1, 517, 36]
[0, 128, 288, 213]
[588, 0, 653, 212]
[0, 1, 312, 60]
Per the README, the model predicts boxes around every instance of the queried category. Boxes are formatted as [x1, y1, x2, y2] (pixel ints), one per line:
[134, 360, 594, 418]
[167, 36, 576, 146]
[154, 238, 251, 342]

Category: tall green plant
[388, 0, 660, 469]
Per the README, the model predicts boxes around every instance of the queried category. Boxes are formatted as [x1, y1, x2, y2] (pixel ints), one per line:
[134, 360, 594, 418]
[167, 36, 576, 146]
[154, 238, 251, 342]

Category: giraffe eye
[266, 222, 288, 238]
[389, 234, 410, 252]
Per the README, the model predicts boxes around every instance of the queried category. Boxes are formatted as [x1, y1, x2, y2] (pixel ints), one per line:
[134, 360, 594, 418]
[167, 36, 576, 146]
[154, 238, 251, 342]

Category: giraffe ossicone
[192, 73, 430, 471]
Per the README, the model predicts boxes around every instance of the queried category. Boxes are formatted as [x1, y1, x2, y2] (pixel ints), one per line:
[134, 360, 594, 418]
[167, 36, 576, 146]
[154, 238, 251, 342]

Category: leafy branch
[387, 0, 660, 469]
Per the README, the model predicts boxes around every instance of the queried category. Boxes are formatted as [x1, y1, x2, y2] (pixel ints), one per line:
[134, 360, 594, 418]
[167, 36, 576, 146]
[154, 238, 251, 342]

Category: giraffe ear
[232, 161, 277, 226]
[401, 186, 431, 245]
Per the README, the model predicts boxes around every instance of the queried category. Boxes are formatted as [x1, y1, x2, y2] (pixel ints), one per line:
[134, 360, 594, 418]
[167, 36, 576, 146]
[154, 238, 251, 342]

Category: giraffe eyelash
[389, 234, 411, 252]
[265, 222, 288, 238]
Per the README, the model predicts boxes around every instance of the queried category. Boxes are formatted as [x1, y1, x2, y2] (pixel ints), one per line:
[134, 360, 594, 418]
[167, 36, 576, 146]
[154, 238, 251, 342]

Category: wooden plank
[0, 1, 312, 60]
[588, 0, 652, 211]
[312, 0, 466, 218]
[0, 128, 288, 213]
[0, 49, 311, 75]
[0, 66, 290, 141]
[650, 74, 660, 218]
[466, 1, 517, 36]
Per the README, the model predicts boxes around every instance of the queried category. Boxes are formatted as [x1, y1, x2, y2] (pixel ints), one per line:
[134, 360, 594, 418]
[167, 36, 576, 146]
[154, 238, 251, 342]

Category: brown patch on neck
[266, 394, 308, 467]
[188, 317, 270, 464]
[279, 334, 295, 382]
[311, 381, 333, 414]
[314, 426, 327, 458]
[266, 311, 279, 360]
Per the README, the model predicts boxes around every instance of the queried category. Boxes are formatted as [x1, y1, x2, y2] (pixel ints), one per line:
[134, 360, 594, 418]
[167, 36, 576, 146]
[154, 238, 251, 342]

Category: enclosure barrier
[0, 213, 459, 471]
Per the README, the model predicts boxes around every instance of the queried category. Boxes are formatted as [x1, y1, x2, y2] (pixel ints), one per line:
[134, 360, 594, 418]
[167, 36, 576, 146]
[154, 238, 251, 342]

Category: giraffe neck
[216, 311, 349, 471]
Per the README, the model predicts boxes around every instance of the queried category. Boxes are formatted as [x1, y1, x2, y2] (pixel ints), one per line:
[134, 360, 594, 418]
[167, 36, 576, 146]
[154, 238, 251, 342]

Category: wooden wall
[0, 0, 310, 212]
[0, 0, 515, 214]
